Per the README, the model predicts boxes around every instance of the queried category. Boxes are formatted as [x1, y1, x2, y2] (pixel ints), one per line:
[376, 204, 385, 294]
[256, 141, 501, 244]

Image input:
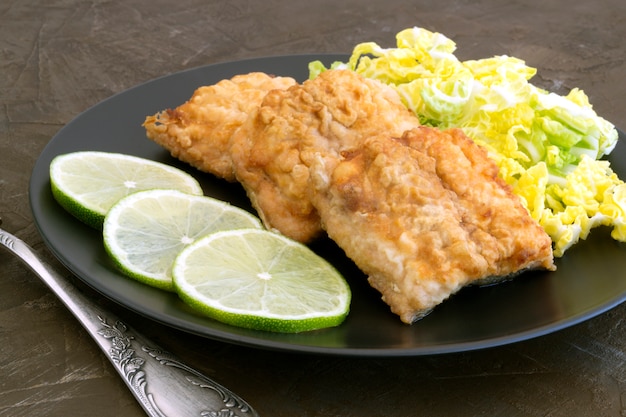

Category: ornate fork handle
[0, 227, 259, 417]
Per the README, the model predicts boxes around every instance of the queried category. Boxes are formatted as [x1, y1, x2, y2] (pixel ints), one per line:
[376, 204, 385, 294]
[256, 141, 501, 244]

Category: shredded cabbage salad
[309, 27, 625, 257]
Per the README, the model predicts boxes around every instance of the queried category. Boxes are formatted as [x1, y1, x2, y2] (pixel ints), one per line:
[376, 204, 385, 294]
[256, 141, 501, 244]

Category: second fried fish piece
[230, 69, 421, 242]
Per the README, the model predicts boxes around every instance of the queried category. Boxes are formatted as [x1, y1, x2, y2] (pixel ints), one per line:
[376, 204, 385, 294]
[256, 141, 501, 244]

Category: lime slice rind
[50, 151, 203, 229]
[172, 229, 351, 333]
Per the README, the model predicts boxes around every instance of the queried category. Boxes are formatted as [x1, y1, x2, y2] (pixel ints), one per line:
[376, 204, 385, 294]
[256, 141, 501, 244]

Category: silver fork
[0, 219, 259, 417]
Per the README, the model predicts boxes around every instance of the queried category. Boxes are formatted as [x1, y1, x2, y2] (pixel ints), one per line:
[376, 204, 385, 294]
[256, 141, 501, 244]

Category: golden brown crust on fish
[229, 69, 421, 242]
[143, 72, 296, 181]
[308, 127, 554, 323]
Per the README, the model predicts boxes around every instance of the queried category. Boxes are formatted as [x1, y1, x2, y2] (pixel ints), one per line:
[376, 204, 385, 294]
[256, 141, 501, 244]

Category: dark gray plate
[29, 54, 626, 356]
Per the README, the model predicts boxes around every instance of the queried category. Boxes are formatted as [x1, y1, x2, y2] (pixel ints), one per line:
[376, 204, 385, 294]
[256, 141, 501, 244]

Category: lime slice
[103, 189, 263, 292]
[50, 151, 203, 229]
[172, 229, 351, 333]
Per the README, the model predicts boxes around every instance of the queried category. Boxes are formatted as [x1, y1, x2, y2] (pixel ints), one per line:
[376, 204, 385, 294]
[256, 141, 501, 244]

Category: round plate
[29, 54, 626, 356]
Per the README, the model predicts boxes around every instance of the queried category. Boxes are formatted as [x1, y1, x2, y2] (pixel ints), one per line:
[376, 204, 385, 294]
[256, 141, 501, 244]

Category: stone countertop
[2, 1, 626, 416]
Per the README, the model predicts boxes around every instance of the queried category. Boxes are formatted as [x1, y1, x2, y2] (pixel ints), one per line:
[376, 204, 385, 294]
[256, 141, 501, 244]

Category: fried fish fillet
[143, 72, 296, 181]
[308, 127, 555, 323]
[144, 69, 556, 323]
[230, 69, 421, 242]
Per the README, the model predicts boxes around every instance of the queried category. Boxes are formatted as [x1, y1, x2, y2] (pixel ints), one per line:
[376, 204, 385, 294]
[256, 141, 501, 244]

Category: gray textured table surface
[2, 0, 626, 416]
